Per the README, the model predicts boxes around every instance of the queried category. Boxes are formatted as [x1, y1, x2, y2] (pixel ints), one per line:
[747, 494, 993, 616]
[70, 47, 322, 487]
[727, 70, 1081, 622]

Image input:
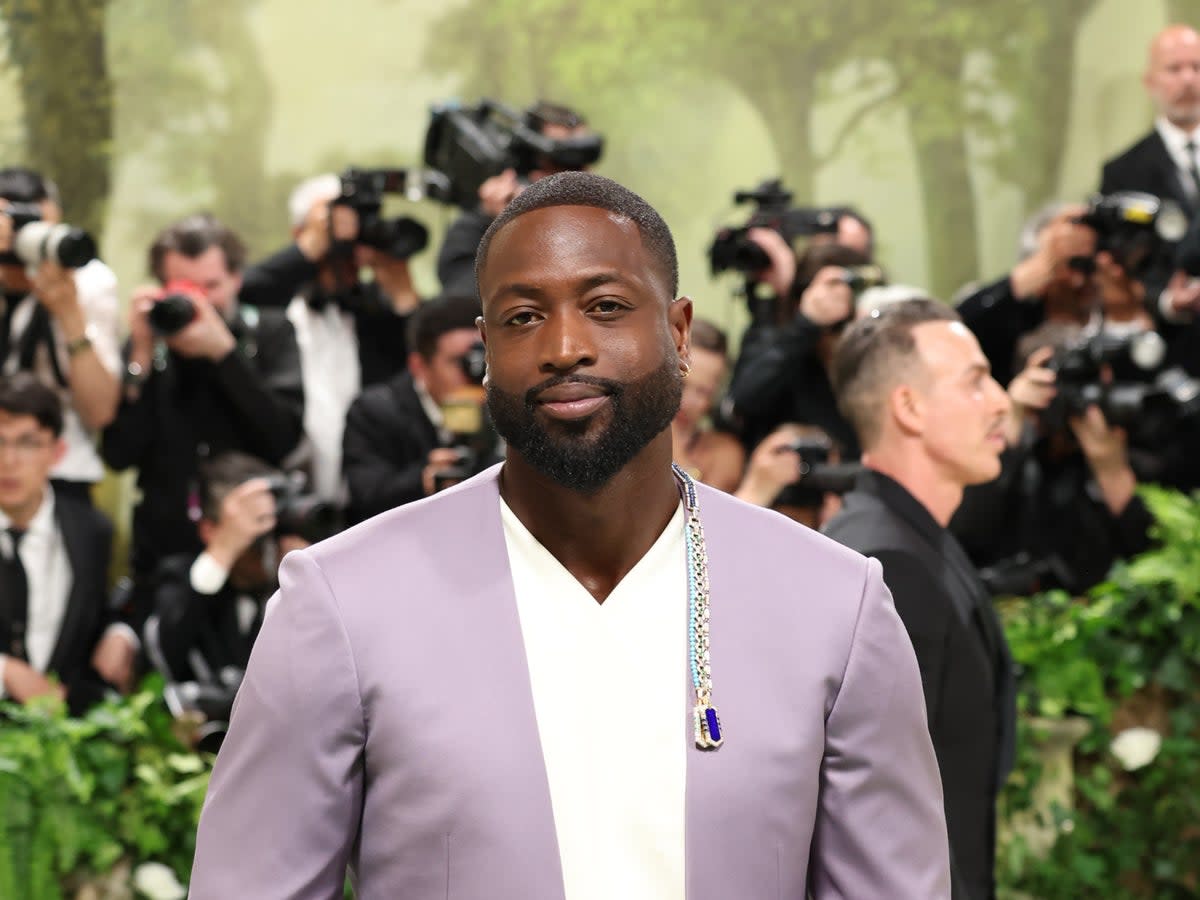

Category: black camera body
[423, 99, 604, 210]
[146, 293, 196, 336]
[1073, 191, 1187, 279]
[708, 179, 850, 276]
[0, 201, 97, 269]
[262, 473, 339, 544]
[333, 167, 450, 260]
[773, 436, 862, 508]
[1043, 329, 1200, 442]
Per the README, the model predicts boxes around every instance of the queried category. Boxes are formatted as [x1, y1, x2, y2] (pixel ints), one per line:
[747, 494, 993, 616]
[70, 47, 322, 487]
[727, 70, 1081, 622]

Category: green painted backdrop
[1, 0, 1198, 342]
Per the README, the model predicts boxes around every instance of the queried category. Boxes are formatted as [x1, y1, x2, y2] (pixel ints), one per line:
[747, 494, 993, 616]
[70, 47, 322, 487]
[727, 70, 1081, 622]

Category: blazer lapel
[45, 500, 97, 675]
[1148, 132, 1196, 214]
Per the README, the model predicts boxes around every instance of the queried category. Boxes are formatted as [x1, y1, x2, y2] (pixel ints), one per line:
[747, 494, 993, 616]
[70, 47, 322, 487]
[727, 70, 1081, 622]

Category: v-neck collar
[498, 497, 685, 610]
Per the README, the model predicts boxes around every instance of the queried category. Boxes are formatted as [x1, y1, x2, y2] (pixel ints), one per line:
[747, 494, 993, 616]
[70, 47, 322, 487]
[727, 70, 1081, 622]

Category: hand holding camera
[1010, 205, 1093, 298]
[29, 259, 81, 322]
[206, 477, 278, 569]
[1006, 346, 1058, 440]
[295, 197, 360, 263]
[798, 266, 856, 328]
[143, 279, 236, 362]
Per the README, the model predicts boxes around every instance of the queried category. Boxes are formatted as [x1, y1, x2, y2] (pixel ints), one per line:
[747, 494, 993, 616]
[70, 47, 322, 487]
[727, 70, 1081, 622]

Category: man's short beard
[487, 354, 683, 493]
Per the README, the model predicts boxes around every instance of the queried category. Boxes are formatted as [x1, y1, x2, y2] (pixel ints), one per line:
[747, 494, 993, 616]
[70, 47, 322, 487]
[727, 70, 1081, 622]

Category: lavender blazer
[190, 466, 950, 899]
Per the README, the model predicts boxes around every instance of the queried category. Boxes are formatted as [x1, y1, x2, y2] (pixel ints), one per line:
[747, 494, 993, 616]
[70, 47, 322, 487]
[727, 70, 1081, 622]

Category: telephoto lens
[13, 221, 98, 269]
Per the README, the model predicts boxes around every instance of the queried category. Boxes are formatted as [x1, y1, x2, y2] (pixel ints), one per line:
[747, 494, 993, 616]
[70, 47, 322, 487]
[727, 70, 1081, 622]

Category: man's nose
[539, 310, 596, 372]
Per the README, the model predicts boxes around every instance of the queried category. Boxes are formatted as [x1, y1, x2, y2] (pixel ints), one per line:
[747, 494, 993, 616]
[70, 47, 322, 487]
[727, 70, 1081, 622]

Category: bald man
[1101, 24, 1200, 214]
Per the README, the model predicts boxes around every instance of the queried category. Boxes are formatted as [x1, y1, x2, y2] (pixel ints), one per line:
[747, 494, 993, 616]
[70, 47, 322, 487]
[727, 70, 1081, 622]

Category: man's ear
[408, 352, 427, 383]
[51, 437, 67, 468]
[669, 297, 693, 361]
[889, 383, 925, 437]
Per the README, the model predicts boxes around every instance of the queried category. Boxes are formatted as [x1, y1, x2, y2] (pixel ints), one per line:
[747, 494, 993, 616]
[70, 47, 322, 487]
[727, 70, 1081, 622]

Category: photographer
[733, 423, 849, 529]
[0, 167, 121, 502]
[436, 100, 596, 297]
[725, 243, 877, 455]
[243, 174, 429, 505]
[0, 374, 136, 715]
[670, 319, 744, 491]
[952, 329, 1155, 596]
[341, 294, 484, 523]
[142, 452, 316, 747]
[101, 214, 304, 590]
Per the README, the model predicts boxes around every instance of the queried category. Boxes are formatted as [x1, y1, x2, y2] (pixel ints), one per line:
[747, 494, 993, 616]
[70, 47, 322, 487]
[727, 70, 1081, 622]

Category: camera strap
[3, 295, 68, 387]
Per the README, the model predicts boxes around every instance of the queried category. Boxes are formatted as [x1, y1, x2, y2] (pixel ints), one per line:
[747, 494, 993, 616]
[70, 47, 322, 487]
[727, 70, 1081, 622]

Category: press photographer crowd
[6, 21, 1200, 896]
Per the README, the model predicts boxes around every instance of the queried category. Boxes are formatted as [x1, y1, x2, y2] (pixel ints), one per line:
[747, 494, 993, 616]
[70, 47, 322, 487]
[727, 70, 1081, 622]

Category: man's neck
[861, 450, 963, 527]
[1, 486, 47, 532]
[499, 439, 681, 604]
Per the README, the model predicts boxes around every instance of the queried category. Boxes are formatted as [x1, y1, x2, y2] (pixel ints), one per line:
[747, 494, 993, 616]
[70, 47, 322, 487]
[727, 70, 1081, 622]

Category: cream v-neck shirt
[500, 498, 687, 900]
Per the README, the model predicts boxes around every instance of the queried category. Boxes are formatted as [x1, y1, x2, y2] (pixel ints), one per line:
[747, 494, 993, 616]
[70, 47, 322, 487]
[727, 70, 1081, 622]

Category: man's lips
[534, 383, 611, 420]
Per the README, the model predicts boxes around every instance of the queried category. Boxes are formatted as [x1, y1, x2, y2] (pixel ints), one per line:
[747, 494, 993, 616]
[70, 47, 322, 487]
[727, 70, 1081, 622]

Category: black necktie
[1184, 140, 1200, 197]
[2, 528, 28, 661]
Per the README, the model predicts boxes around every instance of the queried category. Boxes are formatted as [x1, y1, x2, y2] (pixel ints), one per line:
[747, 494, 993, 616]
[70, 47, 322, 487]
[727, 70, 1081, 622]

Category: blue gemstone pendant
[694, 704, 723, 750]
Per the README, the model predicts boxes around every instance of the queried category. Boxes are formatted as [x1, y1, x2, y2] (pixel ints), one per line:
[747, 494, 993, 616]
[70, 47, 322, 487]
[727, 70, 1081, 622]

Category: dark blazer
[823, 470, 1016, 900]
[341, 371, 441, 523]
[144, 554, 263, 685]
[436, 209, 492, 297]
[41, 493, 119, 714]
[1101, 130, 1194, 215]
[101, 305, 304, 578]
[726, 314, 860, 456]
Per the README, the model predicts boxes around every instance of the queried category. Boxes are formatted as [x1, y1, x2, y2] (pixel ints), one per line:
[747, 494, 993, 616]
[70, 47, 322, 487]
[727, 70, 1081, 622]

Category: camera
[772, 435, 862, 508]
[838, 264, 886, 295]
[146, 279, 203, 336]
[1073, 191, 1187, 278]
[708, 179, 853, 276]
[1, 202, 97, 269]
[262, 473, 340, 544]
[1043, 329, 1200, 442]
[436, 346, 501, 491]
[423, 99, 604, 210]
[333, 167, 450, 260]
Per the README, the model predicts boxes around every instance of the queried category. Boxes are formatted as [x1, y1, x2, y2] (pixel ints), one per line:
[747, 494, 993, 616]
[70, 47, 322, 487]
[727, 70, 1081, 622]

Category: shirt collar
[412, 377, 445, 431]
[1156, 116, 1200, 157]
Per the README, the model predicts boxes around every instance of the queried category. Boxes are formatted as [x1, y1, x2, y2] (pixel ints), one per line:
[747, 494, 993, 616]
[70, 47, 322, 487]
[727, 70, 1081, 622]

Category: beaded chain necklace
[672, 463, 723, 750]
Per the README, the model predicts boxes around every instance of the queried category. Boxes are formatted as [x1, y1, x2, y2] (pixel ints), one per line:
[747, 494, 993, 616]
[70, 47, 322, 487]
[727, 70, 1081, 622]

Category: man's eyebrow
[489, 271, 631, 302]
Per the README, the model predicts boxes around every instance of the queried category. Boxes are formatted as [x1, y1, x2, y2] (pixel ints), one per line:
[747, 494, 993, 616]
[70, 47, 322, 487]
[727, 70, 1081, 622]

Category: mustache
[524, 374, 624, 406]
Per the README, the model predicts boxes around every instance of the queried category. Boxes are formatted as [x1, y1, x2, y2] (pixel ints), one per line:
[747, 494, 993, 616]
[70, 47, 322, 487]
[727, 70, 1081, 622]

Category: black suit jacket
[823, 470, 1016, 900]
[101, 305, 304, 578]
[37, 494, 119, 714]
[144, 554, 263, 685]
[1101, 129, 1194, 215]
[341, 371, 441, 524]
[436, 209, 492, 298]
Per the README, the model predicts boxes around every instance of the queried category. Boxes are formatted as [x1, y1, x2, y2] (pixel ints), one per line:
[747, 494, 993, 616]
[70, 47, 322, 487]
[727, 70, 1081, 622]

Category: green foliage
[0, 677, 211, 899]
[997, 486, 1200, 898]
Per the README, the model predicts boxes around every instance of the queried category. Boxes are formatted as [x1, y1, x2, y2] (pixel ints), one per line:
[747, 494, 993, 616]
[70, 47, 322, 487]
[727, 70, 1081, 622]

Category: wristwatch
[65, 324, 97, 358]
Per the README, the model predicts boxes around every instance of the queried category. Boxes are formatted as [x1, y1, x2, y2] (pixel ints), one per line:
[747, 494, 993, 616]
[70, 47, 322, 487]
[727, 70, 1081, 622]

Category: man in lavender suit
[189, 172, 951, 899]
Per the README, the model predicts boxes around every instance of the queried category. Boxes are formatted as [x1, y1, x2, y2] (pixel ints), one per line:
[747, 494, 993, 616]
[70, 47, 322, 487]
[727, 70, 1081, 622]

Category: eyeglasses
[0, 435, 52, 458]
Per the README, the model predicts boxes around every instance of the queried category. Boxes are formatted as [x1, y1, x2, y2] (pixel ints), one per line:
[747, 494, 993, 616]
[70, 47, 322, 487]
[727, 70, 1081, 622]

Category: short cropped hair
[0, 167, 60, 206]
[475, 171, 679, 299]
[831, 299, 960, 450]
[524, 100, 587, 132]
[407, 295, 482, 362]
[197, 451, 280, 523]
[149, 213, 248, 281]
[0, 372, 64, 436]
[689, 318, 729, 361]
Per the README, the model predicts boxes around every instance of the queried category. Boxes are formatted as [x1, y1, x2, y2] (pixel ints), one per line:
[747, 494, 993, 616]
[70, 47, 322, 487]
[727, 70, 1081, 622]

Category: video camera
[1042, 329, 1200, 444]
[332, 167, 451, 260]
[708, 179, 854, 276]
[0, 203, 97, 269]
[773, 435, 862, 509]
[1072, 191, 1187, 279]
[423, 99, 604, 210]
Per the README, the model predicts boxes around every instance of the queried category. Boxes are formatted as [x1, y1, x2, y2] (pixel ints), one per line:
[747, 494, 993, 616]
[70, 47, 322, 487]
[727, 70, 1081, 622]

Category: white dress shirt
[285, 296, 361, 504]
[0, 260, 121, 484]
[501, 498, 687, 900]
